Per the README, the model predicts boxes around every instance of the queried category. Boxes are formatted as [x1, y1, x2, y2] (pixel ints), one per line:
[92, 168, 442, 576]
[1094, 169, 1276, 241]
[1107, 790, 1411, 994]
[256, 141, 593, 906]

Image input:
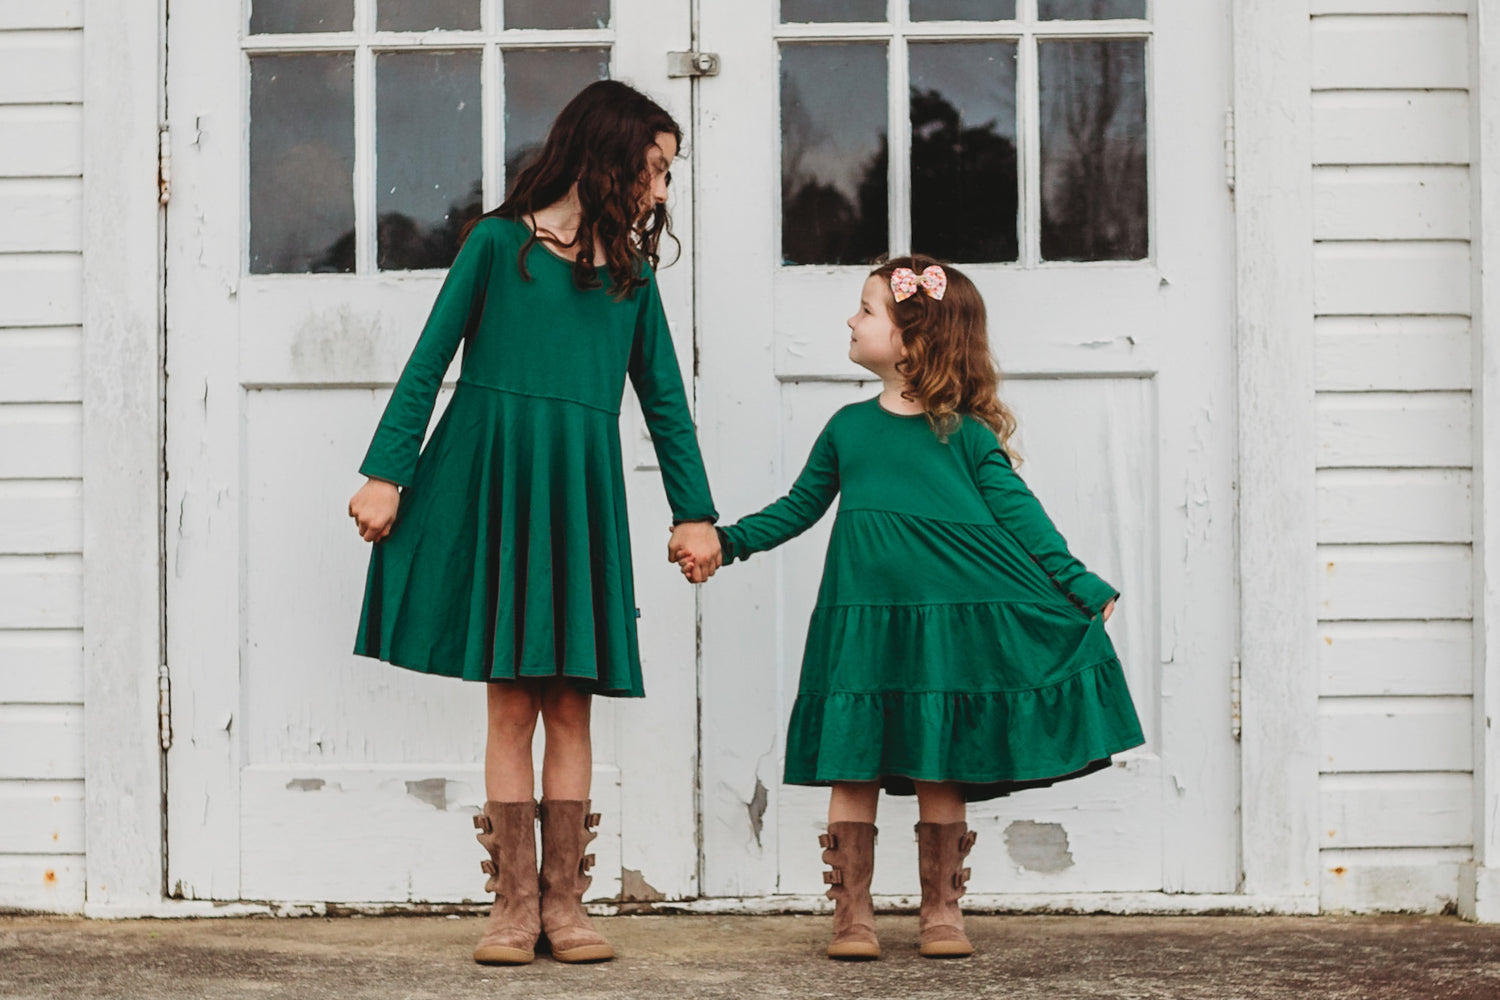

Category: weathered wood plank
[0, 3, 83, 29]
[0, 480, 83, 554]
[0, 403, 82, 478]
[1313, 91, 1469, 166]
[0, 780, 85, 853]
[1313, 166, 1469, 241]
[1312, 15, 1469, 91]
[0, 704, 84, 780]
[1320, 847, 1467, 914]
[0, 854, 84, 913]
[1320, 773, 1472, 848]
[1319, 620, 1473, 697]
[0, 555, 83, 630]
[1316, 392, 1471, 468]
[1312, 0, 1467, 11]
[1318, 544, 1472, 621]
[0, 629, 84, 703]
[0, 255, 82, 326]
[0, 106, 82, 177]
[0, 328, 83, 402]
[1317, 469, 1471, 543]
[1314, 242, 1471, 315]
[0, 31, 82, 104]
[1316, 316, 1470, 391]
[1319, 697, 1473, 772]
[0, 179, 82, 253]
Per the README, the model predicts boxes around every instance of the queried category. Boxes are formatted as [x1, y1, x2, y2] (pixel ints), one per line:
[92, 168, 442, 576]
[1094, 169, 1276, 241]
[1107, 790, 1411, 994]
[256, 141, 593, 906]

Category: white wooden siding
[0, 6, 85, 914]
[1310, 4, 1475, 914]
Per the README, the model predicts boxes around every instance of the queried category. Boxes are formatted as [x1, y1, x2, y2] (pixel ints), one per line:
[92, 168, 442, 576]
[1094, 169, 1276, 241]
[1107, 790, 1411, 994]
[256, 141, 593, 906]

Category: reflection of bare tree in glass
[910, 88, 1019, 263]
[1041, 38, 1147, 261]
[781, 76, 888, 265]
[312, 179, 485, 272]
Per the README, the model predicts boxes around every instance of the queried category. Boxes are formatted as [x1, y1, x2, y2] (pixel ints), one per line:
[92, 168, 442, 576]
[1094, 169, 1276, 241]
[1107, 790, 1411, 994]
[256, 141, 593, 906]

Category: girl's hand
[1102, 598, 1117, 622]
[349, 478, 400, 543]
[668, 521, 721, 584]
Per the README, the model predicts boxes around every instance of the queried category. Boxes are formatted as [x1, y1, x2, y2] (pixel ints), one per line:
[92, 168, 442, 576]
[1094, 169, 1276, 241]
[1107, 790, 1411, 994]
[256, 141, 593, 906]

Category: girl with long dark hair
[348, 80, 722, 965]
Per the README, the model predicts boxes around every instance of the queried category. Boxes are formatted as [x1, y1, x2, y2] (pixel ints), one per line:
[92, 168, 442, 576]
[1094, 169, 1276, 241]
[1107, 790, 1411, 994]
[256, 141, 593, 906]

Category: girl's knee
[487, 680, 543, 729]
[540, 681, 592, 731]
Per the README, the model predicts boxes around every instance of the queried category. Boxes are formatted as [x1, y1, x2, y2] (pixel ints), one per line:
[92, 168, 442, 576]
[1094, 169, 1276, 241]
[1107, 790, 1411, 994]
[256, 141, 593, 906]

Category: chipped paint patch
[747, 778, 768, 848]
[621, 867, 666, 902]
[285, 778, 325, 792]
[1004, 820, 1075, 874]
[405, 778, 449, 811]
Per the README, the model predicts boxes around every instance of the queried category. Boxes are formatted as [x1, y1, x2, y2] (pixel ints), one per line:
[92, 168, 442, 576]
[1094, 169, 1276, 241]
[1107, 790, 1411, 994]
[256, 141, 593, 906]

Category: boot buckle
[473, 814, 493, 833]
[585, 812, 601, 830]
[822, 868, 843, 885]
[818, 832, 837, 850]
[958, 830, 977, 853]
[952, 867, 971, 890]
[579, 853, 596, 875]
[481, 859, 497, 876]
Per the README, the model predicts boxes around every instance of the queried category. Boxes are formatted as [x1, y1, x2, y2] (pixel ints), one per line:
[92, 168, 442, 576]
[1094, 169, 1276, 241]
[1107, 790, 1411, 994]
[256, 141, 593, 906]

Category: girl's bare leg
[913, 781, 966, 824]
[828, 781, 880, 824]
[539, 680, 593, 801]
[485, 680, 543, 802]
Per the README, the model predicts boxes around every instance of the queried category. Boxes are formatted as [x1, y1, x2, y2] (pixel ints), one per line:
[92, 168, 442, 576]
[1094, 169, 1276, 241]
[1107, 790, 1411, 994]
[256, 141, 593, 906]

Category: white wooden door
[164, 0, 699, 904]
[697, 1, 1239, 898]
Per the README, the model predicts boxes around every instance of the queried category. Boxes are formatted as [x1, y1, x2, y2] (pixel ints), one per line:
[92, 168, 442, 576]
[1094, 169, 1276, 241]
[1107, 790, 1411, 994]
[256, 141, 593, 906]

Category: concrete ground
[3, 913, 1499, 1000]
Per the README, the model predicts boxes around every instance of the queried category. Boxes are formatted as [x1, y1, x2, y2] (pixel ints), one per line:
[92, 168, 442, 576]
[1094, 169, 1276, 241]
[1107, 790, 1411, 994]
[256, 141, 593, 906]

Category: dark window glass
[377, 0, 480, 31]
[504, 0, 610, 29]
[781, 0, 886, 22]
[376, 51, 482, 271]
[1038, 39, 1148, 261]
[249, 0, 352, 33]
[1038, 0, 1146, 19]
[781, 43, 888, 266]
[249, 54, 355, 273]
[911, 0, 1015, 20]
[503, 49, 611, 185]
[910, 42, 1018, 263]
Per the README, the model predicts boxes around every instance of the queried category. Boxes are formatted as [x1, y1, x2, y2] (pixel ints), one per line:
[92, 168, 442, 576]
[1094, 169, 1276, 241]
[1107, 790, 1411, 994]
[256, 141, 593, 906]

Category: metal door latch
[667, 51, 720, 78]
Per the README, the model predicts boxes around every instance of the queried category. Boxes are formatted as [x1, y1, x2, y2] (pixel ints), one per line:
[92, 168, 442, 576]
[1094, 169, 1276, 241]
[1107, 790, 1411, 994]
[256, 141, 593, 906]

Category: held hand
[667, 521, 722, 584]
[1102, 598, 1117, 622]
[349, 478, 400, 543]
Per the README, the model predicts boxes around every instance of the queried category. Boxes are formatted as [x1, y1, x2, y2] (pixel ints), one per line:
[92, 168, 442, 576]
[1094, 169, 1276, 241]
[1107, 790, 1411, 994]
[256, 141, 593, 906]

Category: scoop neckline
[501, 216, 610, 272]
[873, 398, 927, 419]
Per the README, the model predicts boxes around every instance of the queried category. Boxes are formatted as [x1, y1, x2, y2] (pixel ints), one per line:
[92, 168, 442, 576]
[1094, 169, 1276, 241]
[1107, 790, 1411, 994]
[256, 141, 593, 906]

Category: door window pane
[249, 54, 355, 273]
[910, 41, 1018, 263]
[376, 51, 482, 270]
[505, 0, 610, 29]
[782, 1, 886, 23]
[781, 43, 888, 266]
[378, 0, 480, 31]
[1038, 0, 1146, 19]
[249, 0, 352, 34]
[503, 49, 611, 185]
[1039, 39, 1148, 261]
[911, 0, 1015, 20]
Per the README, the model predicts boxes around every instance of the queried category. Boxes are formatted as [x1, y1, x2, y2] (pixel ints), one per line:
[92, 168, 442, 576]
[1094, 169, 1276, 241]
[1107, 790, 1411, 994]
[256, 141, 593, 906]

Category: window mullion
[889, 26, 911, 257]
[355, 42, 376, 273]
[486, 41, 503, 208]
[1019, 28, 1041, 267]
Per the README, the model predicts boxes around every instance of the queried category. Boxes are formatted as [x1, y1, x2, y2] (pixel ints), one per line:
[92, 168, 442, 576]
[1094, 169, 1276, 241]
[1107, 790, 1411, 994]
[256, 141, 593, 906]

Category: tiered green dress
[354, 216, 717, 697]
[719, 398, 1143, 800]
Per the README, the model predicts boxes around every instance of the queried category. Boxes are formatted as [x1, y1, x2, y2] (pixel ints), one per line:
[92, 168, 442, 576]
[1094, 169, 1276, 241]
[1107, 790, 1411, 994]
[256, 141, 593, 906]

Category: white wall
[1309, 0, 1477, 913]
[0, 0, 88, 912]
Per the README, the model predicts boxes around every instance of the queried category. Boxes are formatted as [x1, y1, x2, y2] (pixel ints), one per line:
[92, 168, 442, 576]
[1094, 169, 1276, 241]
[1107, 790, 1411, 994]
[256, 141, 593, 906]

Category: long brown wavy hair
[461, 80, 680, 299]
[870, 255, 1019, 457]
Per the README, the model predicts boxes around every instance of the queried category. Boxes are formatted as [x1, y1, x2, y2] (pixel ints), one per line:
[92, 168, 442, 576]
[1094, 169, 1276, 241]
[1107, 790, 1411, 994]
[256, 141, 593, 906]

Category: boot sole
[918, 941, 973, 958]
[550, 943, 615, 963]
[827, 943, 881, 961]
[473, 945, 535, 965]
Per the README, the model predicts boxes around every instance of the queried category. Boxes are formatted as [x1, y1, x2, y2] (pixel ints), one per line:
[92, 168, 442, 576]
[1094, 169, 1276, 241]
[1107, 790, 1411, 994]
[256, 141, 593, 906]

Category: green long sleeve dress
[719, 398, 1143, 800]
[354, 217, 717, 697]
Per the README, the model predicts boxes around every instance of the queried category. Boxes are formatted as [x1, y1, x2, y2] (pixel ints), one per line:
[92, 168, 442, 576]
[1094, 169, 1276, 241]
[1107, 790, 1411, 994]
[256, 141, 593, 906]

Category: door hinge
[158, 663, 173, 751]
[158, 124, 172, 206]
[667, 51, 720, 78]
[1230, 656, 1242, 742]
[1223, 107, 1235, 194]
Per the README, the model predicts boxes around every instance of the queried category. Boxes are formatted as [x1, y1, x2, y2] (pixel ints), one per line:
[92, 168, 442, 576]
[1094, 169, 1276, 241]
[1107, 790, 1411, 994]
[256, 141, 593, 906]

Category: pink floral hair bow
[890, 264, 947, 303]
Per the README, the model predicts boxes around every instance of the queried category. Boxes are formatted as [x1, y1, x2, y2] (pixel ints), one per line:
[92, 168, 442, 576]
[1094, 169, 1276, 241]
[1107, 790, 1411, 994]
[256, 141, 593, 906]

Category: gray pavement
[3, 912, 1499, 1000]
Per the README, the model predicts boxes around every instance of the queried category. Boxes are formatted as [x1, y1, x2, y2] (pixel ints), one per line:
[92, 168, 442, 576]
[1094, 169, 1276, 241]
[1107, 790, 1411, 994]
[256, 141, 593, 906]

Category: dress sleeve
[358, 220, 496, 487]
[627, 273, 718, 523]
[719, 425, 840, 564]
[973, 430, 1119, 616]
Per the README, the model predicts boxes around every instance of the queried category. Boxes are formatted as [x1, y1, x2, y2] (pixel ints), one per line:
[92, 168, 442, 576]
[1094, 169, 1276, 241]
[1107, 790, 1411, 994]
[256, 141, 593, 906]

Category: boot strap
[579, 853, 596, 875]
[818, 832, 837, 850]
[823, 868, 843, 885]
[952, 867, 971, 890]
[585, 812, 601, 830]
[481, 859, 497, 876]
[958, 829, 977, 853]
[473, 813, 493, 833]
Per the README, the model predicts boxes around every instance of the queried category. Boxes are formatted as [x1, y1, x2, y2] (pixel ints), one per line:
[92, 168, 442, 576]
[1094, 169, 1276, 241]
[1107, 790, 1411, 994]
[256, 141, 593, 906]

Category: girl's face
[637, 131, 676, 221]
[847, 275, 906, 377]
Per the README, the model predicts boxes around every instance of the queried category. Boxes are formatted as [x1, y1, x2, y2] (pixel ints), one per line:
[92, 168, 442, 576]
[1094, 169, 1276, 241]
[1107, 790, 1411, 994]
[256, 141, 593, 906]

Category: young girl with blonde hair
[678, 255, 1142, 960]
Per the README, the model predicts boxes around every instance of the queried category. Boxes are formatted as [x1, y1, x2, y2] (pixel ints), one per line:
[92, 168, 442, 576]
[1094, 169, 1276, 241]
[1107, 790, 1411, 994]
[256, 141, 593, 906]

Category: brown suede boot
[538, 799, 614, 963]
[821, 822, 880, 960]
[915, 821, 976, 958]
[472, 800, 541, 965]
